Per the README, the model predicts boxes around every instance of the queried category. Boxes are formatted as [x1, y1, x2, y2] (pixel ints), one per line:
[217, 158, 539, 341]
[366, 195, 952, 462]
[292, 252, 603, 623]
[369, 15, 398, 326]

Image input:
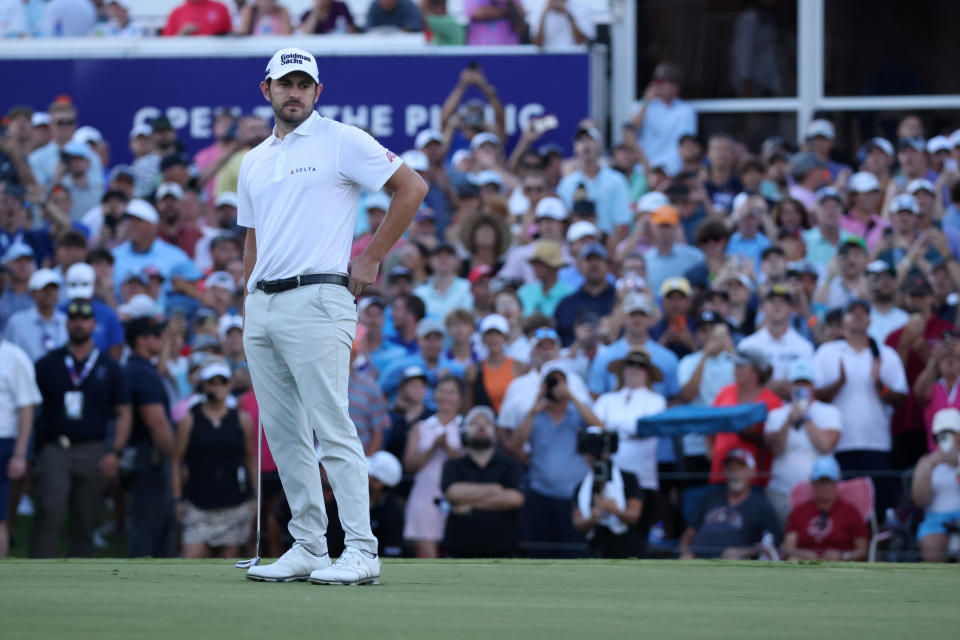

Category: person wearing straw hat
[594, 348, 666, 505]
[172, 361, 256, 559]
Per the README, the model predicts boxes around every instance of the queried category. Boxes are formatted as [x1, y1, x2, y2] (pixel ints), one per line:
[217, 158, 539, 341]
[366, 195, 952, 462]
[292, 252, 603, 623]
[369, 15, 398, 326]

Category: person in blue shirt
[588, 293, 679, 400]
[518, 240, 575, 318]
[110, 199, 201, 313]
[557, 126, 631, 238]
[642, 205, 704, 294]
[386, 292, 425, 355]
[61, 262, 125, 360]
[726, 195, 772, 272]
[357, 296, 407, 378]
[0, 184, 55, 267]
[553, 242, 615, 347]
[379, 318, 465, 407]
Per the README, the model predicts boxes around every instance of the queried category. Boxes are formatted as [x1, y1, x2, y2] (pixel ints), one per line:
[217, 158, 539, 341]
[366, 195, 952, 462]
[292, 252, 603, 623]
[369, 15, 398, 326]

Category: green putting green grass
[1, 559, 957, 639]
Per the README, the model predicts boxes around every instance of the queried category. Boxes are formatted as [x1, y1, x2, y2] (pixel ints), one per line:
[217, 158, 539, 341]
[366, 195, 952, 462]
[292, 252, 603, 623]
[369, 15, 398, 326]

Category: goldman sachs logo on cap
[281, 52, 312, 66]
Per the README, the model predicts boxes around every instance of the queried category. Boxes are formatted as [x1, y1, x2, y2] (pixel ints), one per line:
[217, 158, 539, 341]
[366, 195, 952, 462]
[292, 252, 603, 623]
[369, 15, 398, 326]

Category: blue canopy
[635, 403, 769, 437]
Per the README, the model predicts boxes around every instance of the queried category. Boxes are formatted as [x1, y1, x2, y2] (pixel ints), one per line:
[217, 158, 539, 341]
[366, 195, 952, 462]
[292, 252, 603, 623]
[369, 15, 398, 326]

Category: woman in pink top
[915, 340, 960, 451]
[465, 0, 524, 45]
[235, 0, 293, 35]
[840, 171, 888, 250]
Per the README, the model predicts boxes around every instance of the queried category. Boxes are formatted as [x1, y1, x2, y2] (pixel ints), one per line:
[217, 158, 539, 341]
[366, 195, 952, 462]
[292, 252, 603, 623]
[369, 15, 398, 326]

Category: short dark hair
[58, 230, 88, 248]
[398, 293, 426, 322]
[435, 375, 464, 396]
[86, 248, 113, 265]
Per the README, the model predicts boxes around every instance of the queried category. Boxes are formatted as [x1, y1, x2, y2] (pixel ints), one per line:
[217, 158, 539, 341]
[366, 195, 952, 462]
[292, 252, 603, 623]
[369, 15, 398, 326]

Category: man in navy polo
[553, 242, 615, 346]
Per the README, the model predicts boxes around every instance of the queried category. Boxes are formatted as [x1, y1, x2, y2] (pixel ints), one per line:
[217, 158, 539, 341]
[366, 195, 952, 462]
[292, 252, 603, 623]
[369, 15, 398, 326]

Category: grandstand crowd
[2, 13, 960, 561]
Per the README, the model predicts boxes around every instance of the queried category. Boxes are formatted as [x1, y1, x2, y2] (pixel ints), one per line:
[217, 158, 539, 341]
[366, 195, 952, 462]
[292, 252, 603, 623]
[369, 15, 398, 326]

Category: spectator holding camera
[782, 456, 868, 562]
[511, 361, 602, 557]
[679, 448, 780, 559]
[442, 406, 524, 557]
[763, 360, 842, 524]
[911, 408, 960, 562]
[572, 427, 644, 558]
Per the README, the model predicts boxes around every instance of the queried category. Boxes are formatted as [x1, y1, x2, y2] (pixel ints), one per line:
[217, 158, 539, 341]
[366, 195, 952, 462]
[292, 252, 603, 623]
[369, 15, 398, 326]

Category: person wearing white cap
[466, 314, 521, 413]
[59, 141, 102, 221]
[242, 47, 426, 585]
[110, 198, 203, 306]
[911, 408, 960, 562]
[203, 271, 236, 316]
[876, 193, 948, 273]
[762, 359, 842, 524]
[414, 128, 458, 234]
[360, 450, 405, 558]
[2, 269, 67, 362]
[557, 126, 631, 236]
[0, 242, 37, 329]
[27, 100, 103, 192]
[496, 196, 572, 285]
[377, 318, 466, 404]
[128, 123, 161, 198]
[171, 360, 256, 559]
[803, 118, 851, 182]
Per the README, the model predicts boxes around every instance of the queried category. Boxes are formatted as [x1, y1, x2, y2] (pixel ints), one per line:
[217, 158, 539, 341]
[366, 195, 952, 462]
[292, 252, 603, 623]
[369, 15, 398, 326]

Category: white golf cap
[927, 135, 952, 155]
[470, 132, 500, 151]
[31, 112, 51, 127]
[214, 191, 238, 208]
[932, 408, 960, 435]
[265, 47, 319, 84]
[199, 361, 232, 382]
[416, 318, 445, 338]
[451, 148, 472, 168]
[535, 196, 568, 221]
[540, 360, 568, 381]
[218, 314, 243, 340]
[889, 193, 919, 215]
[28, 268, 62, 292]
[849, 171, 880, 193]
[635, 190, 669, 214]
[65, 262, 96, 300]
[415, 129, 444, 150]
[400, 150, 428, 172]
[804, 119, 835, 140]
[73, 126, 103, 146]
[156, 182, 184, 201]
[470, 170, 503, 191]
[118, 293, 161, 319]
[950, 129, 960, 149]
[365, 192, 391, 212]
[566, 220, 598, 243]
[124, 199, 159, 224]
[205, 270, 235, 292]
[865, 137, 894, 156]
[366, 451, 403, 488]
[731, 191, 751, 216]
[479, 314, 509, 335]
[906, 178, 936, 196]
[129, 123, 152, 139]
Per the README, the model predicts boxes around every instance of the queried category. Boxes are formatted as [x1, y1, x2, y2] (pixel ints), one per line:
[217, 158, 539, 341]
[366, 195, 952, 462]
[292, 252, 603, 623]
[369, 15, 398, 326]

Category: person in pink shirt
[193, 108, 237, 202]
[840, 171, 888, 251]
[465, 0, 524, 45]
[162, 0, 232, 36]
[915, 339, 960, 452]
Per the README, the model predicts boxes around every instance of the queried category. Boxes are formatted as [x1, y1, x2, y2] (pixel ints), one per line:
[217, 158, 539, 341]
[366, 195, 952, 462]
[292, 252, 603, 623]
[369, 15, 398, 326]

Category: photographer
[572, 427, 643, 558]
[442, 406, 525, 557]
[511, 362, 602, 557]
[763, 360, 842, 525]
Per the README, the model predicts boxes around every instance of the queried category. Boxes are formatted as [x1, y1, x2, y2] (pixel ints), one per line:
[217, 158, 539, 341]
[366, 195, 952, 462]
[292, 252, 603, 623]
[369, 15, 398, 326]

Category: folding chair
[789, 476, 889, 562]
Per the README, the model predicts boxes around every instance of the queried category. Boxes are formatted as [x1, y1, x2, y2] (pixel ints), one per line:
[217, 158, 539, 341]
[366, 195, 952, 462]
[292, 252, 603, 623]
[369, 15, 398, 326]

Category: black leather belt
[255, 273, 349, 294]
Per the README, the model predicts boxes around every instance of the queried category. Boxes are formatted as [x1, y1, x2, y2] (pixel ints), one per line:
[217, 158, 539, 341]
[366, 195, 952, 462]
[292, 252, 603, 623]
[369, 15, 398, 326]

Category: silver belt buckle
[58, 435, 71, 450]
[296, 275, 302, 287]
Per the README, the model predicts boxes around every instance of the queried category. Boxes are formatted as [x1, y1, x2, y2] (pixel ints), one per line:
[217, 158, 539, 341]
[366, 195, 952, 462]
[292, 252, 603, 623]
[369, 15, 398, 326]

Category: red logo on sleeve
[386, 151, 397, 163]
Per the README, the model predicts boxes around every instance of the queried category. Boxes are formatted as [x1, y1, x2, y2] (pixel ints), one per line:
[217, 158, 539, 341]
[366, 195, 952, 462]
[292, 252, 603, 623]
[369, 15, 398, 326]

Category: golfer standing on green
[240, 48, 426, 585]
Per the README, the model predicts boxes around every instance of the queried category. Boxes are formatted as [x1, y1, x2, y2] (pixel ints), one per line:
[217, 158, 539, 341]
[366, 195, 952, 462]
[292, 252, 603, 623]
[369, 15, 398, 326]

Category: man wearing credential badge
[31, 299, 132, 557]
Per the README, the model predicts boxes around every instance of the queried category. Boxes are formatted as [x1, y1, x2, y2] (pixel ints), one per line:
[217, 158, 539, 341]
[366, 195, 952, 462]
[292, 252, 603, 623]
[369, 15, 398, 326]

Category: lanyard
[65, 349, 100, 388]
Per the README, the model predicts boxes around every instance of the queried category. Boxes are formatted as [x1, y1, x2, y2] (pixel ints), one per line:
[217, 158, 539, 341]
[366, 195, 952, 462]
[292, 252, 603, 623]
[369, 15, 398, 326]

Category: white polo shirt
[0, 339, 42, 439]
[813, 339, 907, 453]
[593, 386, 666, 490]
[237, 111, 402, 292]
[738, 326, 814, 381]
[763, 400, 842, 494]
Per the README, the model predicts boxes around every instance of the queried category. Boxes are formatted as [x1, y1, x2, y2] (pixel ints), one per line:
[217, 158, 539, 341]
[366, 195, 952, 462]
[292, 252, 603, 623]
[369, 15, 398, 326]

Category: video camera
[577, 430, 619, 493]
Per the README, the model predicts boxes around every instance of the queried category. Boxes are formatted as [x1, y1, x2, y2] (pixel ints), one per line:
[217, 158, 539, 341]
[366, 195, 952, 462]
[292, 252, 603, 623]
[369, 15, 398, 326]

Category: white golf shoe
[246, 543, 331, 582]
[308, 547, 381, 586]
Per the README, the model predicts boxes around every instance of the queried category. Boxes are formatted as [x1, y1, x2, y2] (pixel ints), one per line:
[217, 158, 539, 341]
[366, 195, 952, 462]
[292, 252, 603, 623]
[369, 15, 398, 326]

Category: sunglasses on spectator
[55, 119, 76, 127]
[66, 302, 94, 319]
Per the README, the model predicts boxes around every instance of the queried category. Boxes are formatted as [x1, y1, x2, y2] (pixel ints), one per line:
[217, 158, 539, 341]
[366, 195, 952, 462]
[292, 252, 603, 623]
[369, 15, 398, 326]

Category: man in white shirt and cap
[241, 48, 426, 585]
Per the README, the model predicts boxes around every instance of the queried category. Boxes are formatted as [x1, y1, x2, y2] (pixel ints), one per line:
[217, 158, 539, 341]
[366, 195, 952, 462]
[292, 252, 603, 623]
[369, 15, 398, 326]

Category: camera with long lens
[544, 372, 564, 401]
[577, 430, 619, 493]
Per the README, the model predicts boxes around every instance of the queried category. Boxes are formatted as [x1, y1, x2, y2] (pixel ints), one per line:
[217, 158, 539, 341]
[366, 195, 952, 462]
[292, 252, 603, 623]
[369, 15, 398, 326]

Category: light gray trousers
[243, 283, 376, 555]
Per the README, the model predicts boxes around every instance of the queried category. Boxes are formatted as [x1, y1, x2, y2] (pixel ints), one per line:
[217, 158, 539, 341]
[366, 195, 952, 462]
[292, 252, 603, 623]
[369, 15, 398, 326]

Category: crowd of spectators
[2, 56, 960, 563]
[0, 0, 597, 47]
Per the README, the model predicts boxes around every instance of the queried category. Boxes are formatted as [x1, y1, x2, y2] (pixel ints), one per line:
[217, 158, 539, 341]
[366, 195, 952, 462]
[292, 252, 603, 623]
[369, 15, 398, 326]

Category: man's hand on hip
[348, 253, 380, 297]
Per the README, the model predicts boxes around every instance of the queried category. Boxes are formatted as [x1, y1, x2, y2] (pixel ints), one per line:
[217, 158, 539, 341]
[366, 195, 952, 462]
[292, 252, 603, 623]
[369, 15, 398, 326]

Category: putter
[235, 413, 263, 569]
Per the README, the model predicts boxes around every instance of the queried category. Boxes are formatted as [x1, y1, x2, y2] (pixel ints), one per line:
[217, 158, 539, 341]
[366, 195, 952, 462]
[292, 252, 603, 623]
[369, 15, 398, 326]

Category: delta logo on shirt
[386, 151, 397, 163]
[290, 166, 317, 175]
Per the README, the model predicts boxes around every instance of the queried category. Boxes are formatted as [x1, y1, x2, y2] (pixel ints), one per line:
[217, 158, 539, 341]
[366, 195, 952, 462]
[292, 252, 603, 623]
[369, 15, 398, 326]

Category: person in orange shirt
[708, 347, 782, 486]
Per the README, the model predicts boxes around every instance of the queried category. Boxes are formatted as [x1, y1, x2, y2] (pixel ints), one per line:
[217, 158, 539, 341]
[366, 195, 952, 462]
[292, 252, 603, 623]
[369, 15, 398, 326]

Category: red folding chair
[789, 476, 889, 562]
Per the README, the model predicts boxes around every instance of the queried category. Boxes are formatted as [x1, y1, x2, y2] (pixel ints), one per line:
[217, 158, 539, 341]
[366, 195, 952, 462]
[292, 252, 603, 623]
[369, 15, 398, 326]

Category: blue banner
[0, 52, 590, 164]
